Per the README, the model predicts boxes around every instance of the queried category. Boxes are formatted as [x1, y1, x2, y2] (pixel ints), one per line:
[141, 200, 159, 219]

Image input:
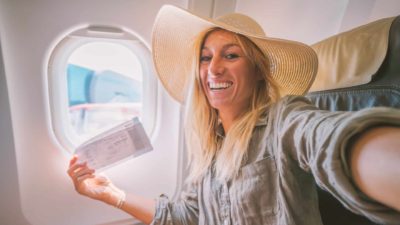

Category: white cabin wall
[339, 0, 376, 32]
[0, 39, 30, 225]
[370, 0, 400, 21]
[0, 0, 187, 225]
[188, 0, 237, 17]
[340, 0, 400, 33]
[235, 0, 400, 44]
[235, 0, 349, 44]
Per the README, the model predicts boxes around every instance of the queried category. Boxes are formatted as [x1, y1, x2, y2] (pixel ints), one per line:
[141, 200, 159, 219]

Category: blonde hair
[185, 27, 280, 182]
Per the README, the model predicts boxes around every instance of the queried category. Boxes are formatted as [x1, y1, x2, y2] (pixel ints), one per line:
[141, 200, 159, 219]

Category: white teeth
[209, 82, 232, 90]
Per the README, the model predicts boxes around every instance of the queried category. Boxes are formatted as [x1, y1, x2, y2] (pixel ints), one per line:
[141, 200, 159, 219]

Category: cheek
[238, 69, 258, 96]
[198, 69, 208, 93]
[199, 64, 208, 77]
[196, 74, 207, 96]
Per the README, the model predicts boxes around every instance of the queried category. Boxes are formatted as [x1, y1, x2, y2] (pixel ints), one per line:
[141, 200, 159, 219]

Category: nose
[208, 56, 224, 77]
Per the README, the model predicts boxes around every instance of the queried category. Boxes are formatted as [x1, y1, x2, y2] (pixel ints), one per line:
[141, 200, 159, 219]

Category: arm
[67, 156, 155, 224]
[121, 194, 155, 224]
[67, 156, 200, 225]
[350, 126, 400, 211]
[273, 96, 400, 223]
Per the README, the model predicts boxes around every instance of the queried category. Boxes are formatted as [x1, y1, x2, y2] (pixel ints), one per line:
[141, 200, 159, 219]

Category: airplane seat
[306, 15, 400, 225]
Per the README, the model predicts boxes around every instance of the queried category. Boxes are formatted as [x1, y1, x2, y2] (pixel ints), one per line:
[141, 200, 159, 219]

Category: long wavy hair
[184, 27, 280, 182]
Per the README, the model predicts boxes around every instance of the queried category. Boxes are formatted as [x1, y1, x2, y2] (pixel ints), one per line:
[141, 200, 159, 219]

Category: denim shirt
[151, 96, 400, 225]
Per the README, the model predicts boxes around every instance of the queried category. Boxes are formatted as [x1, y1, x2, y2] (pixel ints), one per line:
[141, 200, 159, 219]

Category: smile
[208, 81, 233, 90]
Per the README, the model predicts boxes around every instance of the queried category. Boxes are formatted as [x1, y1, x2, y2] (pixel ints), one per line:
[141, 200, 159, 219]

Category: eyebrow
[202, 43, 241, 51]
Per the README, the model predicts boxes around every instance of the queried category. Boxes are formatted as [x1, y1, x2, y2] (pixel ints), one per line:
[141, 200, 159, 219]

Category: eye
[225, 53, 239, 60]
[200, 55, 212, 63]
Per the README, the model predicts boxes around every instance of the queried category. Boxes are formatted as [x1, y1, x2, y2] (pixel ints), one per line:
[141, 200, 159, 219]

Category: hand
[67, 155, 125, 207]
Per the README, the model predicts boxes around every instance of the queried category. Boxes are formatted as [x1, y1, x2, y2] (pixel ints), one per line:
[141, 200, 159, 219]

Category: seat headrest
[309, 16, 396, 92]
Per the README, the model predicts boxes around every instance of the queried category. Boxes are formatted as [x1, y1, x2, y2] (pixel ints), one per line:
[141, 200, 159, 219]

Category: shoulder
[270, 95, 318, 117]
[278, 95, 314, 106]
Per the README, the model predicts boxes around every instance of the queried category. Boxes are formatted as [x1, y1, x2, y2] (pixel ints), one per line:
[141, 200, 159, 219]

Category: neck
[219, 109, 244, 133]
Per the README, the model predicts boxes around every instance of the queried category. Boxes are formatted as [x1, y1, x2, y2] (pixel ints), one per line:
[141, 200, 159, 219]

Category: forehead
[202, 29, 239, 47]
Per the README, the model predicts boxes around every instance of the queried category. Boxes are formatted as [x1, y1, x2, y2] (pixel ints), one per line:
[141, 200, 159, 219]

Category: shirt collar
[215, 114, 268, 138]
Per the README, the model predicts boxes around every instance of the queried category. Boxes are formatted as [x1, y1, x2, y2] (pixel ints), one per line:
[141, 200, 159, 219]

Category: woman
[68, 5, 400, 225]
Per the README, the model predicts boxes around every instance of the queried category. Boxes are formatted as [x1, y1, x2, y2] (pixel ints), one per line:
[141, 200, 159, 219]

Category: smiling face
[199, 29, 261, 119]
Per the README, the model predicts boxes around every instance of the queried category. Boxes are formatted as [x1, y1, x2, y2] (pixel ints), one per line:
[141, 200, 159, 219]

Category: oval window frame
[48, 25, 158, 152]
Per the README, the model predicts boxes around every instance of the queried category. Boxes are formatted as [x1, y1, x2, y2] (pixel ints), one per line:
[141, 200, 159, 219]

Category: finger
[69, 155, 78, 166]
[76, 173, 96, 183]
[67, 162, 83, 176]
[74, 167, 95, 179]
[68, 156, 82, 173]
[75, 174, 96, 194]
[67, 162, 88, 177]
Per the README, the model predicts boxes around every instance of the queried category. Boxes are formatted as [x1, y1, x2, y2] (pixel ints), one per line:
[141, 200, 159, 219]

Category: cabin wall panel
[0, 41, 31, 225]
[0, 0, 187, 224]
[236, 0, 400, 44]
[235, 0, 349, 44]
[370, 0, 400, 22]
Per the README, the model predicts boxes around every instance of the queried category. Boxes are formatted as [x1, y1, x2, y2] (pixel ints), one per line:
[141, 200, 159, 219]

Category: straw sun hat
[152, 5, 318, 103]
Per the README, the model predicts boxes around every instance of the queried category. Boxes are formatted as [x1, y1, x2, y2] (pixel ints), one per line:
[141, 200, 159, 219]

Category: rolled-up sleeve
[151, 183, 199, 225]
[274, 95, 400, 224]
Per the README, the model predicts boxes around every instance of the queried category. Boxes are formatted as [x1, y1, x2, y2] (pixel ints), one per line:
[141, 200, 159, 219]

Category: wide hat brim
[152, 5, 318, 103]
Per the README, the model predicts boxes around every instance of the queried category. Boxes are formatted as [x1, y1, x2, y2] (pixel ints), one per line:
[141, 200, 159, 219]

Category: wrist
[115, 190, 126, 209]
[103, 183, 126, 208]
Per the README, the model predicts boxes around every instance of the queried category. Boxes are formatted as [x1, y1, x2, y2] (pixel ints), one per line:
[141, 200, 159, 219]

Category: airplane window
[48, 26, 157, 150]
[67, 42, 143, 140]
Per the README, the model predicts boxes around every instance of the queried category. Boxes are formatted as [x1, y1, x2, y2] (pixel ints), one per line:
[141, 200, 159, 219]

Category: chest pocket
[231, 156, 278, 223]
